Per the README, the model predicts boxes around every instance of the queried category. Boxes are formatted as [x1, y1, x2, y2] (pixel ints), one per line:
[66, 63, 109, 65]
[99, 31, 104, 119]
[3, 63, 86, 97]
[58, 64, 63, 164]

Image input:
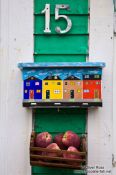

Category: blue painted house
[24, 76, 42, 100]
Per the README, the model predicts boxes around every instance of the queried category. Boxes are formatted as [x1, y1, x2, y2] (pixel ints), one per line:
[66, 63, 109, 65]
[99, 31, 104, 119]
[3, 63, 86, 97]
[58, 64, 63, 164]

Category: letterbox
[18, 62, 105, 108]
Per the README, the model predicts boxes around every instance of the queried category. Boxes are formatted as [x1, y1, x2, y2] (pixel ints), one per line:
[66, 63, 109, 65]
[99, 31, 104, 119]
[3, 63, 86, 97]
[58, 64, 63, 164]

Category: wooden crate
[30, 132, 87, 169]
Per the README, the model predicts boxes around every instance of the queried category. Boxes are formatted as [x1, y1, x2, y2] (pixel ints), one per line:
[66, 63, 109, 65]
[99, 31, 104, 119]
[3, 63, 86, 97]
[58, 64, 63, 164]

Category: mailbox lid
[18, 62, 106, 69]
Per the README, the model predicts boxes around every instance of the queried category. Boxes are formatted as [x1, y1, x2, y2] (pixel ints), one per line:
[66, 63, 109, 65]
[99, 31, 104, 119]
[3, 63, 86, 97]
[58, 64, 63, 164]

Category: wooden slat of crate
[30, 154, 86, 163]
[30, 146, 86, 156]
[30, 161, 83, 169]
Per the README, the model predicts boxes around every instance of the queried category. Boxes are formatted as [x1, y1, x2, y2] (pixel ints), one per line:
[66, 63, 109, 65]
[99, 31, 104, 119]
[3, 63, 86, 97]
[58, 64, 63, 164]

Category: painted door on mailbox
[33, 0, 89, 175]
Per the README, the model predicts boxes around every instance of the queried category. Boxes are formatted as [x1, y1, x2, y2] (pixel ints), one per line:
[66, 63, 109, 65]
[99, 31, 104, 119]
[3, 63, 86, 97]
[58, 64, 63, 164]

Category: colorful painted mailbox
[18, 62, 105, 108]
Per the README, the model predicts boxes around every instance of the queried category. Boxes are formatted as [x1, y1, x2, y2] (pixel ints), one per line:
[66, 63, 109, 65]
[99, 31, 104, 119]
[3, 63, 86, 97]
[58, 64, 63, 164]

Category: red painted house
[83, 74, 101, 99]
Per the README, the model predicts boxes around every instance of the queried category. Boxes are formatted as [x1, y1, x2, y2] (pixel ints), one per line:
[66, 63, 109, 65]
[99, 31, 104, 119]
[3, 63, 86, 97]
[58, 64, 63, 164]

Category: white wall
[113, 14, 116, 174]
[88, 0, 114, 175]
[0, 0, 33, 175]
[112, 38, 116, 174]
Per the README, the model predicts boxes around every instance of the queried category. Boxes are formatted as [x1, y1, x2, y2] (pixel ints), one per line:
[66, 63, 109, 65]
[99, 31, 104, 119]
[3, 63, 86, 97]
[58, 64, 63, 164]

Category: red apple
[53, 133, 66, 150]
[44, 143, 61, 157]
[62, 131, 80, 148]
[35, 132, 52, 148]
[63, 146, 82, 159]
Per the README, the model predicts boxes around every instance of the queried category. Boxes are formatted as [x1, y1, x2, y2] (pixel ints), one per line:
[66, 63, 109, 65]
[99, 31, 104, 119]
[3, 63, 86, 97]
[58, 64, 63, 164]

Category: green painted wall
[33, 0, 89, 174]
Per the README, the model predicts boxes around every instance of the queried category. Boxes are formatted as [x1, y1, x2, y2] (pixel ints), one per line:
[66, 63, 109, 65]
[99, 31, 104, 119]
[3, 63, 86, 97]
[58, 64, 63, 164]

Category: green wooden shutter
[33, 0, 89, 174]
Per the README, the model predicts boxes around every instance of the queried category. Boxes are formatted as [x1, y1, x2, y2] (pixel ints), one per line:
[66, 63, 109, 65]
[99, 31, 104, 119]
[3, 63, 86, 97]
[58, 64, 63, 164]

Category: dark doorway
[46, 90, 50, 99]
[70, 90, 74, 99]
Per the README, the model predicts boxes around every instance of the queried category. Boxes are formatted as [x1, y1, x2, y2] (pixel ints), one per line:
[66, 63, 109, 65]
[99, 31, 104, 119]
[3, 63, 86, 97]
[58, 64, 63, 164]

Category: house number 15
[41, 4, 72, 34]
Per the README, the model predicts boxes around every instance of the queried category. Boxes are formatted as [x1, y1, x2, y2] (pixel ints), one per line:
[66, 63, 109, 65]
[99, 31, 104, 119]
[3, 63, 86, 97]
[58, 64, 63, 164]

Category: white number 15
[41, 4, 72, 34]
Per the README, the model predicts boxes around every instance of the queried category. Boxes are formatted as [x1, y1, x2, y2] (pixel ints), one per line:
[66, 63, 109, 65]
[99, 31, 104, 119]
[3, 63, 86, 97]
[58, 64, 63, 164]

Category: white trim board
[88, 0, 114, 175]
[112, 18, 116, 174]
[0, 0, 33, 175]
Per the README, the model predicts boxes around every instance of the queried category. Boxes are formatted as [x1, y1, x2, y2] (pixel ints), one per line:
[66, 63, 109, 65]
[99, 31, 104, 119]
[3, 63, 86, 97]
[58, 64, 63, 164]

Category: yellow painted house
[42, 75, 63, 100]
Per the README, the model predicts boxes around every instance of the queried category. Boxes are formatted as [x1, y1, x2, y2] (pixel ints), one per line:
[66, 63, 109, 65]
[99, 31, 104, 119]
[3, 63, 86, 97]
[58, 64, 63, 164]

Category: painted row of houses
[24, 74, 101, 100]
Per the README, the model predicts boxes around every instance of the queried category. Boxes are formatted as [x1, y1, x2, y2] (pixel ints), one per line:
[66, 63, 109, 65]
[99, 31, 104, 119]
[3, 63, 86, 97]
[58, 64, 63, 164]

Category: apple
[63, 146, 82, 159]
[44, 143, 61, 157]
[53, 133, 66, 150]
[35, 132, 52, 148]
[62, 131, 80, 148]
